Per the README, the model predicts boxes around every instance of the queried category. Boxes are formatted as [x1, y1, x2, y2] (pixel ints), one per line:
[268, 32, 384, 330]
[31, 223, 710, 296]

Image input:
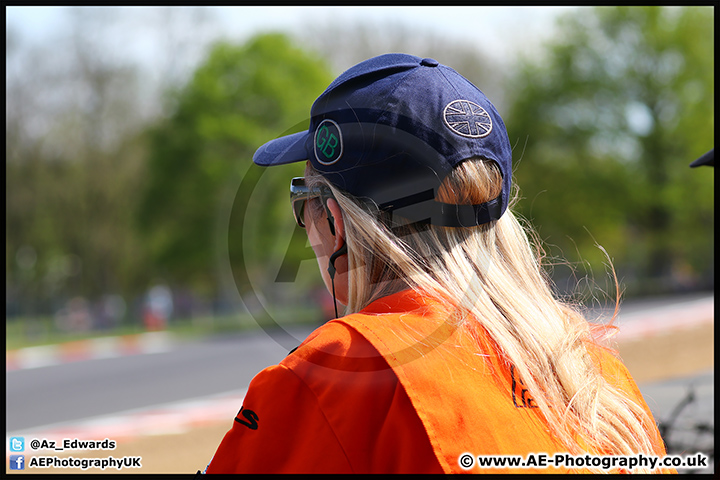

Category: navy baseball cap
[253, 53, 512, 227]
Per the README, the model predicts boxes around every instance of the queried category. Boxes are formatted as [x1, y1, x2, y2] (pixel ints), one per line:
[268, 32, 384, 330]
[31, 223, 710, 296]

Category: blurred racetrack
[6, 293, 713, 474]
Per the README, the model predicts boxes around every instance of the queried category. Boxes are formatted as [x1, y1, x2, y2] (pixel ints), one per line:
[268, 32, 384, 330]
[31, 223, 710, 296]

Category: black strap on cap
[379, 192, 503, 228]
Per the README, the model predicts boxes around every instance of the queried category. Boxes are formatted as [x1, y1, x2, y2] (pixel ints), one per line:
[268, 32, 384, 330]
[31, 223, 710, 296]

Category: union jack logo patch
[443, 100, 493, 138]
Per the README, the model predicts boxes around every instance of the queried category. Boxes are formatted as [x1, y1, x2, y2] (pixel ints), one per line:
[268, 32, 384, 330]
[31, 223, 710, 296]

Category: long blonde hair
[305, 158, 660, 472]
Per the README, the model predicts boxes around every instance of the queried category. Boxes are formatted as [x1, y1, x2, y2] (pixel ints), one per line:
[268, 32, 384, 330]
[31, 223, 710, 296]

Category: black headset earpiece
[318, 194, 345, 318]
[327, 243, 347, 319]
[327, 243, 347, 280]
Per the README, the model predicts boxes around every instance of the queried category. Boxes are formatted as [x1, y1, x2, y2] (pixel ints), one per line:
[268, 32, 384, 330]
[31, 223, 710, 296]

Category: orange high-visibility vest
[205, 289, 671, 474]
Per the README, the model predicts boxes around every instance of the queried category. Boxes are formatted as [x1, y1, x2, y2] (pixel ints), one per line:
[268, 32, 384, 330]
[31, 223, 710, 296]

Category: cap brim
[253, 131, 309, 166]
[689, 148, 714, 168]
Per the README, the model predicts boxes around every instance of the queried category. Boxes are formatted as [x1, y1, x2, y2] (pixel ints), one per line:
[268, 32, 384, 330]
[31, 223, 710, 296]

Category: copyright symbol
[30, 439, 40, 450]
[459, 453, 475, 469]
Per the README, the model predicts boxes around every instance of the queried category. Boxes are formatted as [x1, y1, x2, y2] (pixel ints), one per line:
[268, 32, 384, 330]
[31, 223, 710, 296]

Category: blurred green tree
[505, 6, 713, 296]
[6, 10, 152, 316]
[137, 33, 334, 298]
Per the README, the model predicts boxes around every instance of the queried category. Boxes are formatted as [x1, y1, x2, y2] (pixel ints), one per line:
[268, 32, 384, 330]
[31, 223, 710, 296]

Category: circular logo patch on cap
[443, 100, 492, 138]
[314, 119, 343, 165]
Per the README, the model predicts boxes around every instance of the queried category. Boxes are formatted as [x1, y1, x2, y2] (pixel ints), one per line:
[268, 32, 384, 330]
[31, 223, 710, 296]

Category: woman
[203, 54, 671, 474]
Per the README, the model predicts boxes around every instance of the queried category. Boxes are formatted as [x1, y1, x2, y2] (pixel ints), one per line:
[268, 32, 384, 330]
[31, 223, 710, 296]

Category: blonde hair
[305, 158, 661, 472]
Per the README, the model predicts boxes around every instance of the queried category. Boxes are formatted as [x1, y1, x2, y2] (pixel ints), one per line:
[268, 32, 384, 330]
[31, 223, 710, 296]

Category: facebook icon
[10, 455, 25, 470]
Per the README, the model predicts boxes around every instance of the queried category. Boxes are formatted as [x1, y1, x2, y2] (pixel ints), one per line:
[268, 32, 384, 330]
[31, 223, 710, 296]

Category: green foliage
[7, 22, 152, 311]
[505, 6, 713, 296]
[6, 134, 150, 310]
[137, 33, 334, 295]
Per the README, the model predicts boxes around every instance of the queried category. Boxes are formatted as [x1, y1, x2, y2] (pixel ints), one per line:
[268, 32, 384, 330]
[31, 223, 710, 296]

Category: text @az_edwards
[28, 437, 116, 451]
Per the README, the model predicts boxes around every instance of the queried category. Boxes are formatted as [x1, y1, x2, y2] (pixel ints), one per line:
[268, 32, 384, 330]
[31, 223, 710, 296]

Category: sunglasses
[290, 177, 334, 230]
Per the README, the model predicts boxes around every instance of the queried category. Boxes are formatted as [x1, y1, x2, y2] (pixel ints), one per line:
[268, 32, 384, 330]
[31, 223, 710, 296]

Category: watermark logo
[224, 118, 482, 370]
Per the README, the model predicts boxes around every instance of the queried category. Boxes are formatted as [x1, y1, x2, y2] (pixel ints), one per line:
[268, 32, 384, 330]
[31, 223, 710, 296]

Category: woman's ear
[325, 198, 345, 251]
